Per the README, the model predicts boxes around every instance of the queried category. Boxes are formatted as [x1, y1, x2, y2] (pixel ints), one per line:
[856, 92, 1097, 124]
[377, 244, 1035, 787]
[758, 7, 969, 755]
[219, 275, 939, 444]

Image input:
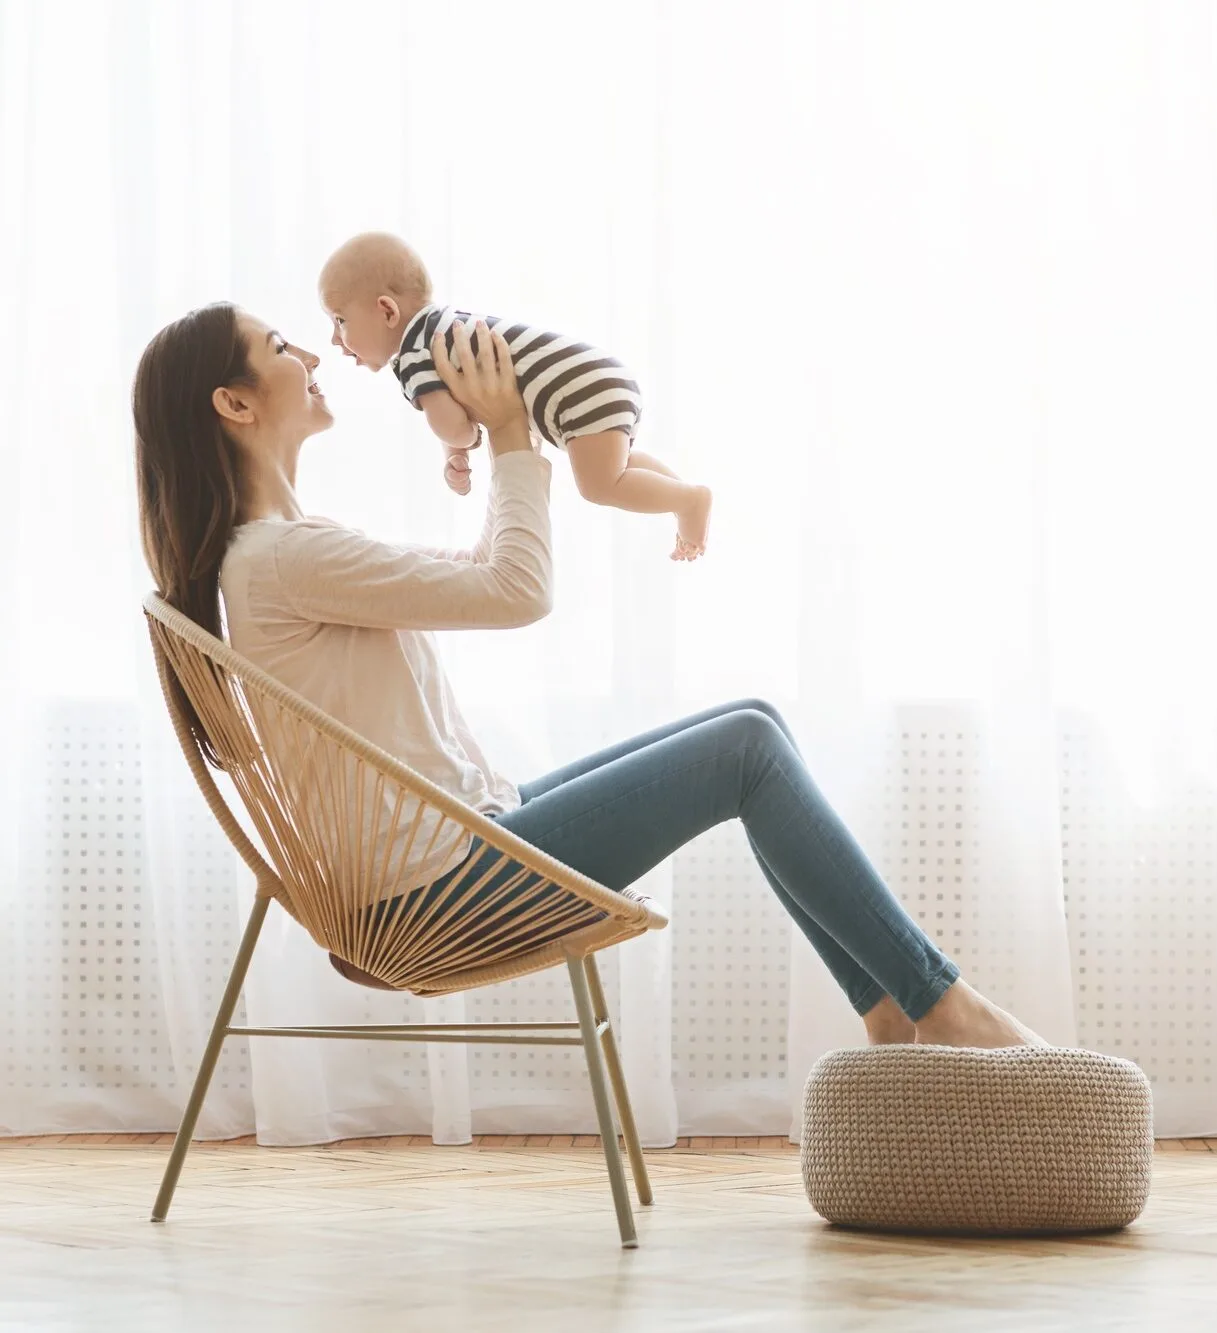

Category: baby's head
[318, 232, 432, 371]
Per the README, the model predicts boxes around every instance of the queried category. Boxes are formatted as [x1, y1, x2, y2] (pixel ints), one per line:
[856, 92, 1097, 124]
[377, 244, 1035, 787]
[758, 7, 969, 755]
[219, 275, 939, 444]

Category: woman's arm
[274, 452, 551, 630]
[406, 488, 498, 565]
[275, 321, 551, 630]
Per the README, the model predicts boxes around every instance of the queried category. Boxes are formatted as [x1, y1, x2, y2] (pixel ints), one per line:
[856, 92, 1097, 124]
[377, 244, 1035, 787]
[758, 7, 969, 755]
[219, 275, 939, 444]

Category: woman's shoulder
[222, 517, 390, 619]
[227, 516, 421, 587]
[224, 516, 355, 576]
[229, 515, 347, 546]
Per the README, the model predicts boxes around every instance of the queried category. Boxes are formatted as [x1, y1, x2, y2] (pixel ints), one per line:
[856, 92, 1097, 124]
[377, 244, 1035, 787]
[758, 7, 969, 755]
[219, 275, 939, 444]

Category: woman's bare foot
[914, 979, 1048, 1049]
[671, 484, 712, 561]
[862, 994, 917, 1045]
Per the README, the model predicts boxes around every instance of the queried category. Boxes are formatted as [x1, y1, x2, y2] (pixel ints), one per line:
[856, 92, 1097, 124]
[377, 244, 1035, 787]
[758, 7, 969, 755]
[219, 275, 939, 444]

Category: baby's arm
[421, 388, 479, 451]
[420, 388, 481, 495]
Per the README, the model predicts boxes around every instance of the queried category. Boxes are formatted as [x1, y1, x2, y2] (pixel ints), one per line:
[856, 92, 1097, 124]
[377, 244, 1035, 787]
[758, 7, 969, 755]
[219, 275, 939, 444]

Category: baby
[318, 232, 712, 560]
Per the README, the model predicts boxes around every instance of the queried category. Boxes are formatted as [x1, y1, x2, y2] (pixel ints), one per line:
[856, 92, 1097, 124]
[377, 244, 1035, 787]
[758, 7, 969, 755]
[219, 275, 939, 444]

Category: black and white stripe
[391, 304, 642, 449]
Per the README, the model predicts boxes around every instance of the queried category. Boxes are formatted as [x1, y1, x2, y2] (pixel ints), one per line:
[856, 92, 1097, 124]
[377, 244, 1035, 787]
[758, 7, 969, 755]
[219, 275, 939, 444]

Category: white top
[218, 450, 553, 887]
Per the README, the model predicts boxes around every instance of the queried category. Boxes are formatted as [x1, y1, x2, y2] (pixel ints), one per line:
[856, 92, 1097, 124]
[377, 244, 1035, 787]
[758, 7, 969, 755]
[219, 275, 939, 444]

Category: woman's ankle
[862, 993, 917, 1045]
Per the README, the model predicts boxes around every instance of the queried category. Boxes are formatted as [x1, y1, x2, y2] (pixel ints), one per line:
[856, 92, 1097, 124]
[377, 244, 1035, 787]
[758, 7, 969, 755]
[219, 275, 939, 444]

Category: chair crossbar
[229, 1021, 581, 1033]
[227, 1025, 594, 1046]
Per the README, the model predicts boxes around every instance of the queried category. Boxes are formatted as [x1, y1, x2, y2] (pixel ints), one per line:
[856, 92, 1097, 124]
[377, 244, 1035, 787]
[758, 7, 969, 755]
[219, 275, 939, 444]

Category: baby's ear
[378, 295, 402, 327]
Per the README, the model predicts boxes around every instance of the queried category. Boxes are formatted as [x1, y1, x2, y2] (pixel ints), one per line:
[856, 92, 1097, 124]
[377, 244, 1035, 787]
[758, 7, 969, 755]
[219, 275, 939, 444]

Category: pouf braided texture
[802, 1044, 1153, 1235]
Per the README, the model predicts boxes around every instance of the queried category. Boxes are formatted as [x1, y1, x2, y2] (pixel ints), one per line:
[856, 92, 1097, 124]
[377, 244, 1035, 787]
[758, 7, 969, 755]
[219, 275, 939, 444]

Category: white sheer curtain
[2, 0, 1214, 1143]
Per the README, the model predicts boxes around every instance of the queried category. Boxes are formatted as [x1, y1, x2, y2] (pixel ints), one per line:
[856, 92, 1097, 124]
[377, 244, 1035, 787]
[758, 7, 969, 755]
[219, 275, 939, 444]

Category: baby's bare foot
[914, 979, 1048, 1049]
[444, 454, 473, 495]
[672, 485, 712, 560]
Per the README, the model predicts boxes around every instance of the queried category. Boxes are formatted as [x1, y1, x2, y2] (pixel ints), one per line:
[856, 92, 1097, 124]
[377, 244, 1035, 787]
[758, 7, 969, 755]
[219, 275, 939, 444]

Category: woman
[134, 302, 1038, 1049]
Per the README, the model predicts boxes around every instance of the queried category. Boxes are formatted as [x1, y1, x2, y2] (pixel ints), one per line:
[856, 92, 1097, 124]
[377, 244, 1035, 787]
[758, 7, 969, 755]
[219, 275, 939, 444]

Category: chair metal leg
[151, 896, 270, 1222]
[567, 957, 638, 1249]
[583, 955, 653, 1207]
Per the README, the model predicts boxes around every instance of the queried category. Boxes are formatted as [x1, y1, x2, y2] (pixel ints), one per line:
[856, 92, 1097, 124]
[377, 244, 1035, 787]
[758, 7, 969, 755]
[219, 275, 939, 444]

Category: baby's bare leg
[627, 449, 681, 481]
[566, 431, 712, 559]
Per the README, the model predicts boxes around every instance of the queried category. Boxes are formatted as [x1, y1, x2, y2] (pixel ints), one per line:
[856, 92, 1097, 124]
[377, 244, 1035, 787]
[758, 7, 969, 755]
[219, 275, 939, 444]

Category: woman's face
[226, 311, 334, 444]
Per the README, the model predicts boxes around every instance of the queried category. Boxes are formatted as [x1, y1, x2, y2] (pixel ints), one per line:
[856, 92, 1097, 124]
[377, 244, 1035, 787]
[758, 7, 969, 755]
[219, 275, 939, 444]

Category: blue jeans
[481, 699, 959, 1021]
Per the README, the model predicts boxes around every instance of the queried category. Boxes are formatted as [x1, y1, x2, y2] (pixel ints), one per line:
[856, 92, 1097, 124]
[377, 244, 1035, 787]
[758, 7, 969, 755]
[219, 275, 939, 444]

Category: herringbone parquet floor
[1, 1135, 1214, 1332]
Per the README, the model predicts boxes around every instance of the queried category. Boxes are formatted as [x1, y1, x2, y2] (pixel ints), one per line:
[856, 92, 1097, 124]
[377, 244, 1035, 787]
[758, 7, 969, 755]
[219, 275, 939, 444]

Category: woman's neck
[238, 454, 306, 524]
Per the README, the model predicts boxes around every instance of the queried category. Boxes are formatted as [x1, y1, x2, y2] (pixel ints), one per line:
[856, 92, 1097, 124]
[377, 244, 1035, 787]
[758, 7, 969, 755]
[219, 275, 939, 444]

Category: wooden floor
[2, 1136, 1215, 1333]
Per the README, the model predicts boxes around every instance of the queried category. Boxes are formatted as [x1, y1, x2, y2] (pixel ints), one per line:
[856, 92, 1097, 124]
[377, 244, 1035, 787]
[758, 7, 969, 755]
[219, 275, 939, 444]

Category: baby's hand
[443, 447, 473, 496]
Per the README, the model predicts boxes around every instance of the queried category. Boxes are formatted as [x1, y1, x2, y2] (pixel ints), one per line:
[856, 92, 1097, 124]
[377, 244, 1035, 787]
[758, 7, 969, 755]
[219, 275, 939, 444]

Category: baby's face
[320, 288, 399, 372]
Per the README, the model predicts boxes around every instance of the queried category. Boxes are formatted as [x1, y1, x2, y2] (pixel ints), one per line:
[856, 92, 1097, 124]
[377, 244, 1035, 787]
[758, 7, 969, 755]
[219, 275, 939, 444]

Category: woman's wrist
[485, 412, 533, 456]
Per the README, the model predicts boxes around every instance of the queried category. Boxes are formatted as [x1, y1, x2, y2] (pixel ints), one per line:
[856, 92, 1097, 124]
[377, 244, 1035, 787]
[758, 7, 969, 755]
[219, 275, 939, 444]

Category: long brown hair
[133, 302, 255, 765]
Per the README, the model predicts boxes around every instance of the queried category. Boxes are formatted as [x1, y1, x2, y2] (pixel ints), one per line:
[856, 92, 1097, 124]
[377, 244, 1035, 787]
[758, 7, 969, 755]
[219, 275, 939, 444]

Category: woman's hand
[433, 320, 531, 455]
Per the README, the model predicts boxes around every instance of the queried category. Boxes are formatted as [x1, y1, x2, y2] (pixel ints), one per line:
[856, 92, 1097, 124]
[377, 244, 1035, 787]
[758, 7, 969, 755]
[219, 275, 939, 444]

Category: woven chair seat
[801, 1044, 1154, 1235]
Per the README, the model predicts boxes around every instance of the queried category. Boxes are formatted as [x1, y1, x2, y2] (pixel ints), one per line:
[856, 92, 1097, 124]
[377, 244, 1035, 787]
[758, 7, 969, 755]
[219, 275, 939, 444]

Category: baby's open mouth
[307, 379, 323, 396]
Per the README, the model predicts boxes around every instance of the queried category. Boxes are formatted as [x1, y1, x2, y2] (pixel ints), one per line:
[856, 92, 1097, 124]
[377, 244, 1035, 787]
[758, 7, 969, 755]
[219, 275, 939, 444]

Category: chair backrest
[144, 593, 667, 996]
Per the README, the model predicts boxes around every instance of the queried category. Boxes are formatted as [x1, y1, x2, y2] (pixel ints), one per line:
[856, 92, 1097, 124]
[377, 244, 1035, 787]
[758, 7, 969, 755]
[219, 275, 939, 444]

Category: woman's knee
[732, 697, 790, 736]
[721, 704, 788, 752]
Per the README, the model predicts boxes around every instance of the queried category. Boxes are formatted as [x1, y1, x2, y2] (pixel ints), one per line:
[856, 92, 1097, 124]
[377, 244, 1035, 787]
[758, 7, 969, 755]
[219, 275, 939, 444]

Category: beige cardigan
[218, 450, 553, 884]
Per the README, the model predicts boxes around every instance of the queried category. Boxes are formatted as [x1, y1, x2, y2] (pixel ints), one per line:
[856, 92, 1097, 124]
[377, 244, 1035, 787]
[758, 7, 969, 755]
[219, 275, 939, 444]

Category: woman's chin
[307, 400, 336, 431]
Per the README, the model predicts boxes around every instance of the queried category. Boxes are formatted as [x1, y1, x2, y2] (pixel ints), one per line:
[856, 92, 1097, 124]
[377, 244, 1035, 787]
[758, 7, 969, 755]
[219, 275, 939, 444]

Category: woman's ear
[212, 384, 255, 426]
[378, 294, 403, 328]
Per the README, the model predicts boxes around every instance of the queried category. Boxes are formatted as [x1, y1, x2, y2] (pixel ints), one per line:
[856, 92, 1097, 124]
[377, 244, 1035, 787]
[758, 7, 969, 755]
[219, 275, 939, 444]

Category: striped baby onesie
[390, 303, 642, 450]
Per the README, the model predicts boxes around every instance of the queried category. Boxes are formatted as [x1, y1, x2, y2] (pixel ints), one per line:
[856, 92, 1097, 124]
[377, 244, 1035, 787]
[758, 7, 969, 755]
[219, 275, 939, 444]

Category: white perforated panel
[670, 824, 791, 1107]
[871, 718, 977, 940]
[1059, 711, 1216, 1119]
[861, 708, 1020, 1003]
[8, 701, 250, 1127]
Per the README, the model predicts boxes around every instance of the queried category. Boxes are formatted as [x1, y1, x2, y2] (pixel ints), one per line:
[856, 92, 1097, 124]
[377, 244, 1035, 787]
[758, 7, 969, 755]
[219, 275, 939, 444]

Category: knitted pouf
[801, 1045, 1153, 1235]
